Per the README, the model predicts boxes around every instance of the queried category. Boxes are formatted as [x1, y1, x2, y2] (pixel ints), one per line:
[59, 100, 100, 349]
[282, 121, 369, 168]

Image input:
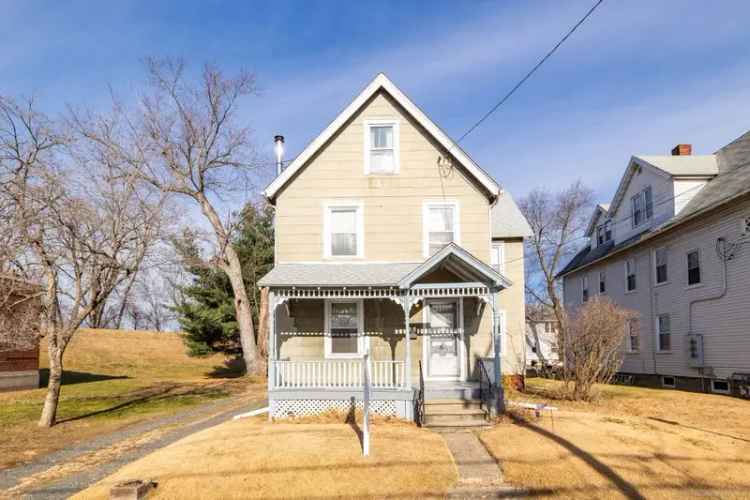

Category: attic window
[364, 120, 399, 175]
[596, 220, 612, 245]
[631, 186, 653, 228]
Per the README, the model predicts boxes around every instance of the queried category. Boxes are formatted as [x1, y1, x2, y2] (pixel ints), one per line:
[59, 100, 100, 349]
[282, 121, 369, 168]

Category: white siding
[673, 178, 708, 215]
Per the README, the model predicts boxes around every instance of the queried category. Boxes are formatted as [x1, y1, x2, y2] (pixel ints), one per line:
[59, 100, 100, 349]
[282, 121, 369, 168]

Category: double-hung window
[626, 258, 637, 291]
[490, 242, 505, 273]
[325, 300, 365, 358]
[324, 201, 363, 258]
[687, 250, 701, 285]
[581, 276, 589, 302]
[599, 270, 607, 294]
[423, 201, 459, 257]
[364, 120, 399, 174]
[655, 247, 668, 284]
[596, 221, 612, 245]
[627, 319, 640, 352]
[657, 314, 671, 352]
[631, 186, 653, 228]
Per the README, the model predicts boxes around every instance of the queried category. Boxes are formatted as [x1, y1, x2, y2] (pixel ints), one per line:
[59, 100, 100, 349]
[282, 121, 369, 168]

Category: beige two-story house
[258, 74, 531, 424]
[559, 131, 750, 396]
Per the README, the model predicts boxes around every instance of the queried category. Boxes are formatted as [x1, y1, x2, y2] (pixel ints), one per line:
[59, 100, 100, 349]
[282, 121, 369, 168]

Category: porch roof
[258, 243, 512, 290]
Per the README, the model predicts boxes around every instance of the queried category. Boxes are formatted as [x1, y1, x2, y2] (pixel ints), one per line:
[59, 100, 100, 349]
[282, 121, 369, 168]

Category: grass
[480, 378, 750, 499]
[72, 417, 457, 499]
[0, 329, 260, 470]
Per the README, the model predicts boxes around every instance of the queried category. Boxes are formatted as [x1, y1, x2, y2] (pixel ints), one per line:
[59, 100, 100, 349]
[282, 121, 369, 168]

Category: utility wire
[456, 0, 605, 144]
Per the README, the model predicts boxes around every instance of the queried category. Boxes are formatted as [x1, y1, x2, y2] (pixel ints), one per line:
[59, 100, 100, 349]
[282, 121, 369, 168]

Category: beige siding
[564, 195, 750, 380]
[275, 90, 491, 263]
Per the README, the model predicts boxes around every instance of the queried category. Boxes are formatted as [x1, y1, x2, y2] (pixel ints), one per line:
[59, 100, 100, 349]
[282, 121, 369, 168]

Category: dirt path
[1, 395, 267, 499]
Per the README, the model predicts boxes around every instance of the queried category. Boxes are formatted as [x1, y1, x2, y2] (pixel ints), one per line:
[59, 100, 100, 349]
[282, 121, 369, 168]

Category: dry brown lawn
[72, 417, 458, 499]
[481, 378, 750, 499]
[0, 329, 260, 470]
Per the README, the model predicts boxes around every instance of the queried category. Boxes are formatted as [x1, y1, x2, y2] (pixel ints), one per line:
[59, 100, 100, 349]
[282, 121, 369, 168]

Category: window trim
[654, 247, 669, 286]
[422, 200, 460, 258]
[711, 379, 731, 395]
[626, 318, 639, 353]
[324, 299, 367, 359]
[323, 200, 365, 259]
[631, 186, 653, 228]
[625, 258, 637, 292]
[686, 248, 702, 287]
[656, 313, 672, 353]
[363, 119, 400, 175]
[490, 241, 505, 273]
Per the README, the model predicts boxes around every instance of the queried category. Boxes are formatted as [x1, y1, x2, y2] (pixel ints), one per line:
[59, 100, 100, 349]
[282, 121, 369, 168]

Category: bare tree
[72, 59, 263, 374]
[564, 297, 632, 400]
[0, 96, 163, 426]
[0, 275, 42, 351]
[519, 181, 594, 379]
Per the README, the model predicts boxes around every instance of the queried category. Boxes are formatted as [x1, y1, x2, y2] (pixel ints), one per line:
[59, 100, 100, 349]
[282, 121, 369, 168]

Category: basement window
[661, 376, 676, 388]
[711, 380, 731, 394]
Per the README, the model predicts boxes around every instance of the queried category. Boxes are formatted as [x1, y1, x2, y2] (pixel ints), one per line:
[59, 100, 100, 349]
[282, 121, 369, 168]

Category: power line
[456, 0, 605, 144]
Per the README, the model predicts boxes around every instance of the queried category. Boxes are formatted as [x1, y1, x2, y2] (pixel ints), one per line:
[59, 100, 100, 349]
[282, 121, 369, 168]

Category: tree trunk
[222, 244, 259, 375]
[39, 339, 63, 427]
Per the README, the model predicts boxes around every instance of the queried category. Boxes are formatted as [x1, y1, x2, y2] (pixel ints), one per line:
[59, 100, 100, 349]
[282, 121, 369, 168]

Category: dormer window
[596, 220, 612, 245]
[631, 186, 653, 228]
[364, 120, 399, 175]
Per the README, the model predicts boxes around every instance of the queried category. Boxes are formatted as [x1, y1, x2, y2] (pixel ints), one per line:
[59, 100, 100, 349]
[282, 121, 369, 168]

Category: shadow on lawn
[207, 358, 246, 379]
[39, 369, 130, 387]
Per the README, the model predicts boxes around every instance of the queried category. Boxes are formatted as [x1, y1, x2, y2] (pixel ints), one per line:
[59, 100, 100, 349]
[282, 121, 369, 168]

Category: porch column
[491, 290, 503, 416]
[268, 291, 276, 394]
[403, 296, 412, 390]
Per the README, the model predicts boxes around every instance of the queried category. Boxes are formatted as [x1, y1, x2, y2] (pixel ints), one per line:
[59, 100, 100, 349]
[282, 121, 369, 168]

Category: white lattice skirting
[271, 399, 398, 419]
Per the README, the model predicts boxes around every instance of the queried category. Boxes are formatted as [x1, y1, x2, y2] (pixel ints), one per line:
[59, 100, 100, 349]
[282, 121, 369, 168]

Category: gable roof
[584, 203, 611, 237]
[491, 191, 532, 239]
[263, 73, 501, 202]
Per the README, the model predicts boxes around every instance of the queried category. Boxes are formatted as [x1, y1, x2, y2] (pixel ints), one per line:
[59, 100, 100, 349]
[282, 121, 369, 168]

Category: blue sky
[2, 0, 749, 204]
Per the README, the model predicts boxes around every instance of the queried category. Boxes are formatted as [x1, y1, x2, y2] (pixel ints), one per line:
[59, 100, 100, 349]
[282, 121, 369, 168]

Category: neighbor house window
[364, 120, 399, 174]
[599, 270, 607, 294]
[423, 201, 459, 257]
[687, 250, 701, 285]
[711, 379, 730, 394]
[655, 247, 668, 284]
[581, 276, 589, 302]
[656, 314, 671, 352]
[490, 242, 505, 273]
[324, 201, 364, 258]
[631, 186, 653, 228]
[324, 300, 365, 358]
[627, 319, 640, 352]
[626, 258, 637, 291]
[596, 220, 612, 245]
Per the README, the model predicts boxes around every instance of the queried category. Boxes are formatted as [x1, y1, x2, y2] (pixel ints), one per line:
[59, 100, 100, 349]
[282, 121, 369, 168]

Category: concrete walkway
[1, 396, 266, 499]
[440, 431, 522, 499]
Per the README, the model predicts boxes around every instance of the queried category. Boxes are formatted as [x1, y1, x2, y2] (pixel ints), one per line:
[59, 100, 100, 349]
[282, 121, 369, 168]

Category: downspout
[648, 250, 658, 377]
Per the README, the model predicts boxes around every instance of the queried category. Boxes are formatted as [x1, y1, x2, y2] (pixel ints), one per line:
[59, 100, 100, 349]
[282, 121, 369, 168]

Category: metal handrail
[478, 359, 493, 415]
[415, 360, 426, 426]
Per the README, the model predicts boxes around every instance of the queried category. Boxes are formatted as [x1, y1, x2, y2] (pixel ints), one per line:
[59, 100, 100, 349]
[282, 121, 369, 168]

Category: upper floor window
[490, 242, 505, 273]
[655, 247, 668, 284]
[631, 186, 653, 228]
[596, 220, 612, 245]
[423, 201, 459, 257]
[625, 258, 637, 291]
[599, 270, 607, 294]
[657, 313, 671, 352]
[581, 276, 589, 302]
[324, 201, 364, 258]
[364, 120, 399, 175]
[687, 249, 701, 285]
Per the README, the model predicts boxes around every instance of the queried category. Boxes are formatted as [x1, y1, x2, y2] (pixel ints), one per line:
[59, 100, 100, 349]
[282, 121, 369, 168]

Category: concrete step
[425, 399, 484, 411]
[424, 409, 488, 425]
[424, 420, 493, 431]
[425, 386, 481, 400]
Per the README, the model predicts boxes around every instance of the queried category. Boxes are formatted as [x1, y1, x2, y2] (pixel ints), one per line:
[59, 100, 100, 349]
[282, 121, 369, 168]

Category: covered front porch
[259, 244, 511, 421]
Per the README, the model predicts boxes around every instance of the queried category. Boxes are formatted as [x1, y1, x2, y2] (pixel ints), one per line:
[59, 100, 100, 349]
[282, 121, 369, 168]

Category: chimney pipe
[274, 135, 285, 176]
[671, 144, 692, 156]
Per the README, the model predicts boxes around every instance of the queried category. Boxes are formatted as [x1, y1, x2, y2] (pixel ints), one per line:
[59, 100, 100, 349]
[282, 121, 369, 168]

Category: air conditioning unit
[687, 334, 704, 367]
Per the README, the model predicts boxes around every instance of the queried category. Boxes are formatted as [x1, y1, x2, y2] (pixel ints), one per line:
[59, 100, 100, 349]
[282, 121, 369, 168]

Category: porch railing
[272, 360, 406, 389]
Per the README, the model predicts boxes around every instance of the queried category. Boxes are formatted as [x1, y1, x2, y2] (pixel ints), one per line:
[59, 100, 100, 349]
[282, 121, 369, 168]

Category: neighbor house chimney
[274, 135, 285, 176]
[671, 144, 692, 156]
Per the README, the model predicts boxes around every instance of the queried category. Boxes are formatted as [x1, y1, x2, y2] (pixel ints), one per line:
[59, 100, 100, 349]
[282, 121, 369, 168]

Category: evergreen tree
[174, 203, 274, 357]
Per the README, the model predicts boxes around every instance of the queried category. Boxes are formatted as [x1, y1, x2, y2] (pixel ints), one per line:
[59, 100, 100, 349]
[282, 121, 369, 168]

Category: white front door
[425, 299, 462, 380]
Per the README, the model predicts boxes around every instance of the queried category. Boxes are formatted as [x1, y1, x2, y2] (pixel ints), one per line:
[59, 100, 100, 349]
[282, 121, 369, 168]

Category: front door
[425, 299, 462, 380]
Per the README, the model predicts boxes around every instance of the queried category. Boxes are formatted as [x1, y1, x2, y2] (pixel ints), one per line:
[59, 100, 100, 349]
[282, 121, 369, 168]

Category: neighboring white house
[525, 305, 559, 372]
[558, 132, 750, 396]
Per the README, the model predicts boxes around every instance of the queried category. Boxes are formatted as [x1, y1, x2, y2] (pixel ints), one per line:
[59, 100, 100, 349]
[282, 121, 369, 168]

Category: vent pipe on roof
[274, 135, 285, 176]
[671, 144, 692, 156]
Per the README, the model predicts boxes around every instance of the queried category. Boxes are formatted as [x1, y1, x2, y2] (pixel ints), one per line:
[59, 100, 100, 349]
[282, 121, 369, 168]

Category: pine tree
[174, 203, 274, 357]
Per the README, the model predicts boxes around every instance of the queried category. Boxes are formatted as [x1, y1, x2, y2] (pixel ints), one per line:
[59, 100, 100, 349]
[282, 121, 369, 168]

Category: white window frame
[656, 313, 671, 353]
[599, 270, 607, 294]
[631, 186, 653, 228]
[654, 247, 668, 285]
[626, 318, 639, 353]
[711, 379, 731, 395]
[661, 376, 676, 388]
[490, 241, 505, 273]
[686, 248, 702, 287]
[324, 299, 367, 359]
[363, 119, 400, 175]
[495, 309, 506, 355]
[625, 258, 637, 292]
[422, 200, 460, 258]
[323, 200, 364, 259]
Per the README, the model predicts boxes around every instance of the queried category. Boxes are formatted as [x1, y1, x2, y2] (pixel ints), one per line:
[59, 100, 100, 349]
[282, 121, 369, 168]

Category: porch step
[424, 420, 493, 431]
[424, 408, 487, 425]
[425, 384, 481, 401]
[425, 399, 484, 411]
[423, 399, 490, 430]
